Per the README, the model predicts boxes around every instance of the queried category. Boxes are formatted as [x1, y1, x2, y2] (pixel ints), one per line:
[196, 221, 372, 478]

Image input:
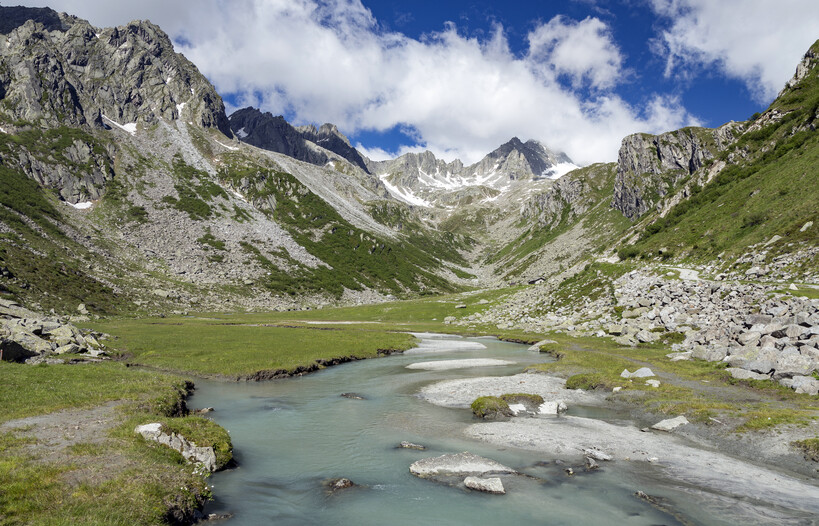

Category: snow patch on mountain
[379, 174, 432, 207]
[545, 162, 580, 179]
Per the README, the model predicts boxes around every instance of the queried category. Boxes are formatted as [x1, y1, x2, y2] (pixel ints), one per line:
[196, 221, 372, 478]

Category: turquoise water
[188, 335, 796, 525]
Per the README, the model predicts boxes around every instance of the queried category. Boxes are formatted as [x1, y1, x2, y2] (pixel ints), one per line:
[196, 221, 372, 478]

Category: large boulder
[1, 327, 53, 362]
[773, 355, 815, 379]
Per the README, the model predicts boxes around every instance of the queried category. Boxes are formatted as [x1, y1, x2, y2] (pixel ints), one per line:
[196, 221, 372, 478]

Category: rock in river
[464, 476, 505, 494]
[410, 452, 516, 478]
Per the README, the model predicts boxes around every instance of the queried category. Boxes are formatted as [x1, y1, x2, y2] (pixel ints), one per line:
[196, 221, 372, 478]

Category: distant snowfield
[66, 201, 94, 210]
[545, 162, 580, 179]
[236, 127, 249, 139]
[378, 174, 432, 207]
[102, 115, 136, 135]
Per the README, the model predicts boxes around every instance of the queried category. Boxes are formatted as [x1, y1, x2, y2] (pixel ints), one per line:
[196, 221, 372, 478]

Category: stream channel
[189, 333, 817, 525]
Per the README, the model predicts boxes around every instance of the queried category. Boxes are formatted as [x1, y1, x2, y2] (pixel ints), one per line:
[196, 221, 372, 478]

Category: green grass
[91, 317, 417, 376]
[0, 361, 224, 525]
[0, 361, 189, 423]
[523, 334, 819, 427]
[771, 287, 819, 300]
[148, 416, 233, 470]
[630, 53, 819, 262]
[735, 408, 815, 432]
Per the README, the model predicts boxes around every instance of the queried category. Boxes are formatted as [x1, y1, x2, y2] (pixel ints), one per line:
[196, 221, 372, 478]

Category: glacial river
[189, 334, 815, 525]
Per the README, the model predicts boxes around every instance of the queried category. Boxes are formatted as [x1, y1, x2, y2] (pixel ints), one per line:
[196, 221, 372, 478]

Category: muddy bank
[242, 349, 404, 381]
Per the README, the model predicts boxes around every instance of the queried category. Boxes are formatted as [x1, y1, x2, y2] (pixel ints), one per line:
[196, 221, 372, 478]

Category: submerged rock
[340, 393, 365, 400]
[397, 441, 426, 450]
[464, 476, 505, 494]
[326, 478, 356, 492]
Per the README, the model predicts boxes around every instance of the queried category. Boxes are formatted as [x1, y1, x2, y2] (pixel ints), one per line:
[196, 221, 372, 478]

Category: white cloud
[650, 0, 819, 102]
[527, 15, 625, 90]
[15, 0, 698, 164]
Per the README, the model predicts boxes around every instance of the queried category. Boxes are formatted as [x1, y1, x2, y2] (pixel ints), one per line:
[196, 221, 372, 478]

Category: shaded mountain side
[229, 107, 370, 173]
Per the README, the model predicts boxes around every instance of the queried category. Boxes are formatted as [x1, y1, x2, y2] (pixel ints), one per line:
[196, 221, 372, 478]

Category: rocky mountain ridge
[228, 107, 370, 173]
[228, 106, 579, 209]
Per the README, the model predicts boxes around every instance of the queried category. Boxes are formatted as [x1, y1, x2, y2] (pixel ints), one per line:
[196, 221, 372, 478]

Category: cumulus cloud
[527, 15, 625, 90]
[16, 0, 697, 164]
[650, 0, 819, 102]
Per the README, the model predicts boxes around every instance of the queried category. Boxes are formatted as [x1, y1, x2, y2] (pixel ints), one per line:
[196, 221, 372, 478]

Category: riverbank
[0, 361, 231, 524]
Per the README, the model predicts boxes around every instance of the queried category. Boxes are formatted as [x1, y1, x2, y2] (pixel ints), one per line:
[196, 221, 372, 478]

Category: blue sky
[15, 0, 819, 164]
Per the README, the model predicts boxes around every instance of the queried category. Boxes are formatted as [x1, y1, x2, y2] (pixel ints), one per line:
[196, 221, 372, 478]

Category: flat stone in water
[464, 476, 505, 494]
[410, 452, 516, 478]
[406, 358, 515, 371]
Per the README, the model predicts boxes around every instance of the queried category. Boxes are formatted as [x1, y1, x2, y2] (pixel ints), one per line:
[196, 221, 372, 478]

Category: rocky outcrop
[297, 122, 370, 173]
[0, 299, 107, 362]
[462, 268, 819, 394]
[520, 163, 614, 227]
[471, 137, 572, 182]
[611, 123, 744, 220]
[0, 6, 232, 203]
[0, 6, 231, 134]
[135, 423, 218, 473]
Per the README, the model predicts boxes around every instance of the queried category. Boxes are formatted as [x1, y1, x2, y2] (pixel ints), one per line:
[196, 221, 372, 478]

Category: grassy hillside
[620, 40, 819, 264]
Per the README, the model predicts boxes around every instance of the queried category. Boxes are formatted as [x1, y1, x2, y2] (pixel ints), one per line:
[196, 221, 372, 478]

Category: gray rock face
[520, 164, 613, 228]
[0, 306, 106, 363]
[0, 6, 231, 202]
[611, 123, 744, 220]
[135, 422, 217, 472]
[0, 7, 230, 134]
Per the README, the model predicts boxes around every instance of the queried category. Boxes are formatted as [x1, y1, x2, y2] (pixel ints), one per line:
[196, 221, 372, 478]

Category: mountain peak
[230, 108, 369, 172]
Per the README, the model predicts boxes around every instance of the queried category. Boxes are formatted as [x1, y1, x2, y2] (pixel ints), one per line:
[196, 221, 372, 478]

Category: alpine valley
[1, 5, 818, 526]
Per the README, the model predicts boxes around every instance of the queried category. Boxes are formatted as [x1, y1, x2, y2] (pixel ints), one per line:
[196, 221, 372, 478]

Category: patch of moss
[499, 393, 544, 407]
[471, 396, 512, 418]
